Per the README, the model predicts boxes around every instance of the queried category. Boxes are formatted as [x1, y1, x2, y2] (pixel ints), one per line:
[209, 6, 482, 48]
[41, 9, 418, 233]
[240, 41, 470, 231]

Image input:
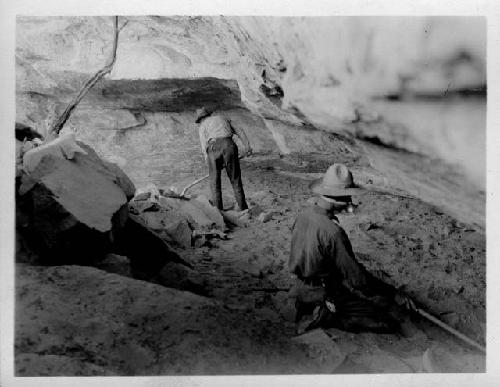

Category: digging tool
[415, 308, 486, 353]
[172, 153, 251, 199]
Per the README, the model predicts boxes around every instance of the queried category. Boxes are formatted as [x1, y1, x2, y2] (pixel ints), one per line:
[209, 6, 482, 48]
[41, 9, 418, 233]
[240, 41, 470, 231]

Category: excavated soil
[175, 148, 486, 367]
[15, 138, 486, 375]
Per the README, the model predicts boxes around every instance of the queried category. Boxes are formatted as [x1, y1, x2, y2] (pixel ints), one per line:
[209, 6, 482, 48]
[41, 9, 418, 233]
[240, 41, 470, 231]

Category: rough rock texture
[22, 132, 88, 174]
[16, 140, 135, 264]
[129, 193, 226, 247]
[112, 214, 188, 278]
[94, 254, 132, 277]
[15, 264, 332, 375]
[15, 16, 485, 186]
[16, 16, 485, 120]
[160, 195, 226, 231]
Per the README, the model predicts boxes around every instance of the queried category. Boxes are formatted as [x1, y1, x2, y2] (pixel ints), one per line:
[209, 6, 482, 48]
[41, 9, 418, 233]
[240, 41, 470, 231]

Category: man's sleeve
[333, 229, 396, 299]
[199, 125, 208, 160]
[229, 121, 251, 151]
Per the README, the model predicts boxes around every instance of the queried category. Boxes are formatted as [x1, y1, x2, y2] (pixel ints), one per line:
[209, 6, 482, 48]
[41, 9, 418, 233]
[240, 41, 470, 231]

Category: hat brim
[309, 179, 364, 196]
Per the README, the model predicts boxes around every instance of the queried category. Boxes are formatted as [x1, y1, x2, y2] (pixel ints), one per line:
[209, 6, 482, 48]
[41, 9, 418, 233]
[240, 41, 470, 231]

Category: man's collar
[311, 204, 339, 223]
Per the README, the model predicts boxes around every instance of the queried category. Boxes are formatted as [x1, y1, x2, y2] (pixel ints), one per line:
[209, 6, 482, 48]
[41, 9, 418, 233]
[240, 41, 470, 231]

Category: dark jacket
[289, 205, 395, 301]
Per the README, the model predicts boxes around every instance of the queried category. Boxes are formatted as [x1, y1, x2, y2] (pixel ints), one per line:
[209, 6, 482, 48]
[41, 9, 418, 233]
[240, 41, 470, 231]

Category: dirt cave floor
[15, 145, 486, 375]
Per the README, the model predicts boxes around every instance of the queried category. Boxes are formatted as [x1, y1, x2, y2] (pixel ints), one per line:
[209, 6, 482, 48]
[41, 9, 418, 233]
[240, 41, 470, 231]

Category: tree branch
[49, 16, 121, 137]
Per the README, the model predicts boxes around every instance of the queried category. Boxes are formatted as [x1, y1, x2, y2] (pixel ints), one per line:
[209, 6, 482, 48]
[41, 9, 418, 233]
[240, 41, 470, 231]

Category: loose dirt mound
[16, 265, 328, 375]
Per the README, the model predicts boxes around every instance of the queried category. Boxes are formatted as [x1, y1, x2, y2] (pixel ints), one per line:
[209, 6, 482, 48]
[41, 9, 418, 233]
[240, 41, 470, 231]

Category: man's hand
[394, 291, 417, 312]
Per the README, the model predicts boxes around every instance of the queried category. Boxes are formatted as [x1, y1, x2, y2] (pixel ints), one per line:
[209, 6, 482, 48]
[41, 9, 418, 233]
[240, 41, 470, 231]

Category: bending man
[289, 163, 416, 334]
[195, 107, 252, 211]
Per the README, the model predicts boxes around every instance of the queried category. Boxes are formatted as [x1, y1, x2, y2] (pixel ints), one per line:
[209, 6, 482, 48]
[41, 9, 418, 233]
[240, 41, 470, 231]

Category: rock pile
[15, 131, 188, 277]
[130, 187, 227, 248]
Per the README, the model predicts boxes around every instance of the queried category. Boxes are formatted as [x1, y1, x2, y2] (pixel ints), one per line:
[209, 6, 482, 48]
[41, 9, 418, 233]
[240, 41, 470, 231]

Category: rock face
[17, 139, 135, 264]
[15, 16, 486, 187]
[16, 16, 485, 124]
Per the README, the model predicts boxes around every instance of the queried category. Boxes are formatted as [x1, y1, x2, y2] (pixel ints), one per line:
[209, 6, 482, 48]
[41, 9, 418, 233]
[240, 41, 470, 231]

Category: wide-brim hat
[309, 163, 364, 197]
[195, 107, 212, 123]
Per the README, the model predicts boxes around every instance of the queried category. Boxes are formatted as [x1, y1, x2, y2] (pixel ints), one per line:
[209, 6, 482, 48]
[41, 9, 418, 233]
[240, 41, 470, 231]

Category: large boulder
[112, 213, 190, 278]
[16, 137, 135, 265]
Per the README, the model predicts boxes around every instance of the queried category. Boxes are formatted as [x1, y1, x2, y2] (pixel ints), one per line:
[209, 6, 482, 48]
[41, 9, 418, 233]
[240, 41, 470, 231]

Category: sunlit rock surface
[16, 15, 486, 215]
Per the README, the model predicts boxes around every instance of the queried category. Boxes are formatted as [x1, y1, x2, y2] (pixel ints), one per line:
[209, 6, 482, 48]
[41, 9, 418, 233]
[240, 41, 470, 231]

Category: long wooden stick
[50, 16, 121, 137]
[180, 154, 248, 197]
[416, 308, 486, 353]
[180, 174, 209, 196]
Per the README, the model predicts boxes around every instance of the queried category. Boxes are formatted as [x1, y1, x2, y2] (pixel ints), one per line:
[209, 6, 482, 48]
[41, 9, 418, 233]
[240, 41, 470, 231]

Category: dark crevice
[33, 73, 245, 113]
[375, 84, 486, 102]
[91, 77, 243, 112]
[355, 134, 415, 154]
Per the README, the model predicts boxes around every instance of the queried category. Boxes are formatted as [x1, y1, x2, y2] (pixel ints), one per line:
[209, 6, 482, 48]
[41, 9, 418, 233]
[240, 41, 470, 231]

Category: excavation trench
[15, 76, 486, 374]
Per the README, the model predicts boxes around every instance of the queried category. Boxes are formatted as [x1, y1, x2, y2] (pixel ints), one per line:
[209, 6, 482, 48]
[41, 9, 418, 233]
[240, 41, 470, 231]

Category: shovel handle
[180, 174, 209, 197]
[416, 308, 486, 353]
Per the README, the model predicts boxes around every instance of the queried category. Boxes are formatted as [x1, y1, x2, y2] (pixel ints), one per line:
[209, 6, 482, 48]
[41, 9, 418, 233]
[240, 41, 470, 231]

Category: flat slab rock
[17, 139, 136, 264]
[160, 195, 226, 231]
[130, 194, 226, 247]
[21, 142, 131, 233]
[16, 264, 334, 375]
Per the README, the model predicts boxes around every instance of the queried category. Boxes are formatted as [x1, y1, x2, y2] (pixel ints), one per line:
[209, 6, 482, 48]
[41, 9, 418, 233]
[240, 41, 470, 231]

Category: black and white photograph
[2, 0, 500, 385]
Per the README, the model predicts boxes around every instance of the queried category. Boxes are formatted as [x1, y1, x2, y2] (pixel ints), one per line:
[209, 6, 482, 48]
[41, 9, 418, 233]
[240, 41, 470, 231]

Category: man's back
[199, 115, 233, 145]
[289, 205, 349, 280]
[290, 205, 397, 300]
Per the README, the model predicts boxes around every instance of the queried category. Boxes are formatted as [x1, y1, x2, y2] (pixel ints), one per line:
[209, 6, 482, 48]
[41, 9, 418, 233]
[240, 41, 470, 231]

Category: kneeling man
[289, 163, 416, 333]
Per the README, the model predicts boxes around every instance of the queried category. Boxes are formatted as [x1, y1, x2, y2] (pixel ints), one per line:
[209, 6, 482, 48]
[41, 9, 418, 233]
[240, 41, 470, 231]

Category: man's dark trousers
[206, 137, 248, 211]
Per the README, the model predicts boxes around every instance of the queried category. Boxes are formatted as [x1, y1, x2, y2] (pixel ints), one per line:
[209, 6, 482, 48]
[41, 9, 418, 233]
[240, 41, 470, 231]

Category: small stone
[440, 312, 460, 327]
[291, 329, 345, 372]
[249, 190, 277, 207]
[258, 211, 276, 223]
[193, 235, 208, 248]
[364, 222, 379, 231]
[95, 254, 132, 277]
[238, 211, 251, 223]
[306, 197, 319, 206]
[235, 261, 262, 278]
[133, 192, 151, 201]
[255, 307, 280, 322]
[422, 345, 485, 372]
[249, 205, 264, 217]
[221, 210, 249, 228]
